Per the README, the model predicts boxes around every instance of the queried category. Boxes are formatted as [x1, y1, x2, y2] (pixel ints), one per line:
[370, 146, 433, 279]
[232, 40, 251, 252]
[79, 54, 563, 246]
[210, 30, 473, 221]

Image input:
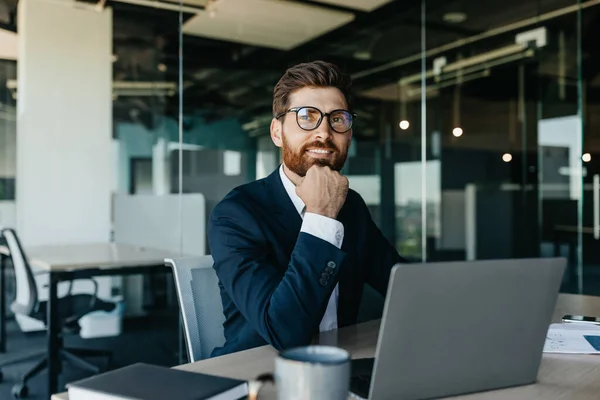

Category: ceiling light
[452, 127, 463, 137]
[582, 153, 592, 163]
[158, 63, 167, 72]
[354, 50, 371, 60]
[443, 12, 467, 24]
[399, 120, 410, 130]
[7, 79, 178, 98]
[206, 0, 219, 17]
[309, 0, 393, 12]
[502, 153, 513, 163]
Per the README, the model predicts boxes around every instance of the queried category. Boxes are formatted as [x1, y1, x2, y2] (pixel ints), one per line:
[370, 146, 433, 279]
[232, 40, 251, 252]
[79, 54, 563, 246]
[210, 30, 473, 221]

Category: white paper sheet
[544, 323, 600, 354]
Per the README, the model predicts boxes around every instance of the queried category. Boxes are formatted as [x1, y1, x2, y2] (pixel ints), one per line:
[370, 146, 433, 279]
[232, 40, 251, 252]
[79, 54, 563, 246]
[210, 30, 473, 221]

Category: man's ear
[270, 118, 283, 148]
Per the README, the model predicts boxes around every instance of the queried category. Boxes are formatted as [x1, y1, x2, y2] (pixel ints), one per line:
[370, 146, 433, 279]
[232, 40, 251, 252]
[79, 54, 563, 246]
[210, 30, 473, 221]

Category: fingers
[305, 164, 346, 182]
[307, 164, 325, 173]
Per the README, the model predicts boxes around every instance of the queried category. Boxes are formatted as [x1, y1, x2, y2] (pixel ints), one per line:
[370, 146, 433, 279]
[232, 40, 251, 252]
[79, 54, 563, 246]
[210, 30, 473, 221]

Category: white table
[53, 293, 600, 400]
[0, 242, 188, 396]
[0, 242, 184, 272]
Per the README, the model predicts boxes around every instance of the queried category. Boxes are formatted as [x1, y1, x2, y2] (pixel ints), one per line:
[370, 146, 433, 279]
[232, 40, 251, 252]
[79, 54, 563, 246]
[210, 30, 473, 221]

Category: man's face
[270, 87, 353, 177]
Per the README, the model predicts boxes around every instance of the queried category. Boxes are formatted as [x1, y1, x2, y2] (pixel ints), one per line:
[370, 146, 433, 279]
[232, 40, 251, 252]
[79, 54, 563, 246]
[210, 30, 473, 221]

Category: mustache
[301, 141, 338, 152]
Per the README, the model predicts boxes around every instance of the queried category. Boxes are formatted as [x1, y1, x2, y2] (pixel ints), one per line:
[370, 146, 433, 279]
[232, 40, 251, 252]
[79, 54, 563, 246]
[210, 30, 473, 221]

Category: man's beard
[281, 132, 348, 177]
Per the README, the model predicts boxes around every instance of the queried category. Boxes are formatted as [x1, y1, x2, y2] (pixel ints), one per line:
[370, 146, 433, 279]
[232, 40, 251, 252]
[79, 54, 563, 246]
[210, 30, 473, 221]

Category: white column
[16, 0, 113, 246]
[465, 183, 477, 261]
[152, 137, 170, 195]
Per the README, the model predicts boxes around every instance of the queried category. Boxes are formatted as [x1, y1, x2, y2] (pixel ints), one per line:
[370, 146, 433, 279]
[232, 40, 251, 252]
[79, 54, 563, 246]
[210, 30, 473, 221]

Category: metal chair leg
[64, 347, 111, 369]
[21, 357, 48, 383]
[0, 351, 46, 369]
[60, 349, 100, 374]
[64, 347, 111, 359]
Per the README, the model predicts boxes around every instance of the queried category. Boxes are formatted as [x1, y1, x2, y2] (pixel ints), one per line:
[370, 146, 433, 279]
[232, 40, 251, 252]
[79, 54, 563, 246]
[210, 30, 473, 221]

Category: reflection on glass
[539, 116, 583, 201]
[394, 161, 440, 258]
[0, 59, 17, 229]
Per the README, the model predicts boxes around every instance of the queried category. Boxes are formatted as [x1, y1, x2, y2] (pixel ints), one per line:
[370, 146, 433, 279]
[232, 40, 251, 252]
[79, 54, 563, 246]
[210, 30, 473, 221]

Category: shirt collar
[279, 164, 305, 216]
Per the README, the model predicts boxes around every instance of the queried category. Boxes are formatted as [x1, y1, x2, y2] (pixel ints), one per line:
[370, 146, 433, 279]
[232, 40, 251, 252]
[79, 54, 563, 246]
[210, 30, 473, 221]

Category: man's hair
[272, 60, 352, 117]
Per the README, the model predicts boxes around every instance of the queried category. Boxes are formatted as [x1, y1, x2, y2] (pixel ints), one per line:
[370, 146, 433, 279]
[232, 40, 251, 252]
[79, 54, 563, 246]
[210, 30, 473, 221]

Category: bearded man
[207, 61, 408, 357]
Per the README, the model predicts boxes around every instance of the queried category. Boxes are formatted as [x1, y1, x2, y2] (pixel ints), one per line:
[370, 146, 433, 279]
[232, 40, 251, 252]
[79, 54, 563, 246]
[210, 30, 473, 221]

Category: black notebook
[66, 363, 248, 400]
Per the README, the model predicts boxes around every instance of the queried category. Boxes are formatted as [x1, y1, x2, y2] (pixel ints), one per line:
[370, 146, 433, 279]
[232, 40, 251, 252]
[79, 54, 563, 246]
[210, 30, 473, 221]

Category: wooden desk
[0, 243, 186, 397]
[52, 293, 600, 400]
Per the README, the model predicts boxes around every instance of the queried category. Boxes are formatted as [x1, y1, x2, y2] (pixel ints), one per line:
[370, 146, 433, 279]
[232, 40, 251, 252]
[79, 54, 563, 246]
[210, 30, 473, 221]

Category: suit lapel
[264, 167, 302, 249]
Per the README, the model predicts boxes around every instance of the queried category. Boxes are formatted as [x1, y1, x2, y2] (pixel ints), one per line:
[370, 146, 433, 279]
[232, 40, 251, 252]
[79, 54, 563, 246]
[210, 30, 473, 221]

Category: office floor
[0, 313, 180, 399]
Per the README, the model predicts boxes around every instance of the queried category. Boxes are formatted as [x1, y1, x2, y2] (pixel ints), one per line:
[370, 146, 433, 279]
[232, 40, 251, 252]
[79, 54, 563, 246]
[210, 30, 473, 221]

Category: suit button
[325, 267, 334, 275]
[319, 278, 328, 286]
[321, 272, 329, 280]
[327, 261, 336, 269]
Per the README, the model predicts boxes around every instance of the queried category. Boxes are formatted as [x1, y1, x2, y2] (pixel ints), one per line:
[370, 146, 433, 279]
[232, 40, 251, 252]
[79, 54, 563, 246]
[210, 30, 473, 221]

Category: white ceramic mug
[248, 345, 351, 400]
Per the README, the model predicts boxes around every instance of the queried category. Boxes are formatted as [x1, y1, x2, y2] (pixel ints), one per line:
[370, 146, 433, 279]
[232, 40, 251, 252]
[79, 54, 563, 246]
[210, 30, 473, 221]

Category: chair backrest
[1, 228, 38, 316]
[165, 255, 225, 362]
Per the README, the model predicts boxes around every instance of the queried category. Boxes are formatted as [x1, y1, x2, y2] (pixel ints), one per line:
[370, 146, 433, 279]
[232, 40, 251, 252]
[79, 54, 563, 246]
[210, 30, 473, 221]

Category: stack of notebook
[67, 363, 248, 400]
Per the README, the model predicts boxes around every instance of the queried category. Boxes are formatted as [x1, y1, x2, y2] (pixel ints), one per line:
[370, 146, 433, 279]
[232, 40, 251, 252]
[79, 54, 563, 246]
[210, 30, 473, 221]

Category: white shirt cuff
[301, 212, 344, 249]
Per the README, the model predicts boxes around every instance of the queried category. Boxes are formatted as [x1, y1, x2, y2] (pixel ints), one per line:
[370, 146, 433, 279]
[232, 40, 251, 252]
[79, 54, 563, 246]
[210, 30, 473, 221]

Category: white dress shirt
[279, 165, 342, 332]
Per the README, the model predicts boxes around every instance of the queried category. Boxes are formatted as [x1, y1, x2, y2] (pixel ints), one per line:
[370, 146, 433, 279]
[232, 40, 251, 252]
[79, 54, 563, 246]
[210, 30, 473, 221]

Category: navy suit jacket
[207, 167, 407, 357]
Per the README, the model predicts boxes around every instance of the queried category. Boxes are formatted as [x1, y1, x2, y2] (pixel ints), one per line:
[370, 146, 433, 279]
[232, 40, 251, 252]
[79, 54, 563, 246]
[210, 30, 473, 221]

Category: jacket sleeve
[359, 195, 410, 297]
[207, 197, 346, 351]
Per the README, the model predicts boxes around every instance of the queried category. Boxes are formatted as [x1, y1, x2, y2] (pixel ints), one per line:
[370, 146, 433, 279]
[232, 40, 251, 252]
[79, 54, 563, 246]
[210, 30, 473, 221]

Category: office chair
[165, 256, 225, 362]
[0, 228, 116, 398]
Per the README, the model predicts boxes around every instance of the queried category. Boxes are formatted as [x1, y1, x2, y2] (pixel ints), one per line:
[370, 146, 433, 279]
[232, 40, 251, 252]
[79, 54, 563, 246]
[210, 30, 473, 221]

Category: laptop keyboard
[350, 358, 375, 400]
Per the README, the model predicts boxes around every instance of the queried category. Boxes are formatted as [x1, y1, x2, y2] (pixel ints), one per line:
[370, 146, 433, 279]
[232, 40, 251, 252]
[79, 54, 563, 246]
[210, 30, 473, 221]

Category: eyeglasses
[276, 106, 356, 133]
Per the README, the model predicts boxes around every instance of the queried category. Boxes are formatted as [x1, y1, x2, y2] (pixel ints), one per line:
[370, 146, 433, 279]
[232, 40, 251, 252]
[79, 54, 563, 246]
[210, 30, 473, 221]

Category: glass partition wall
[578, 0, 600, 295]
[0, 60, 16, 206]
[169, 0, 595, 295]
[416, 0, 592, 294]
[0, 0, 593, 317]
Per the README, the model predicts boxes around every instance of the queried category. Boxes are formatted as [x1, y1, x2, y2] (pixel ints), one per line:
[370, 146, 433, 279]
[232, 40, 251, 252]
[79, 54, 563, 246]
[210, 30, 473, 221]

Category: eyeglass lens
[296, 107, 352, 133]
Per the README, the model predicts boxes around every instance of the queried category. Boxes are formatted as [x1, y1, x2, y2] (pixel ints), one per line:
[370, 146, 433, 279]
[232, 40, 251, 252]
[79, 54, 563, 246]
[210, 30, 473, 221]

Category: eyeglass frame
[275, 106, 357, 133]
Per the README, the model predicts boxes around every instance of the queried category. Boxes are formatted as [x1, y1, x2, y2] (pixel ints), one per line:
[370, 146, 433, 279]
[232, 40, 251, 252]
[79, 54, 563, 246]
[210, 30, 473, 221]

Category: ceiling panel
[310, 0, 394, 12]
[182, 0, 355, 50]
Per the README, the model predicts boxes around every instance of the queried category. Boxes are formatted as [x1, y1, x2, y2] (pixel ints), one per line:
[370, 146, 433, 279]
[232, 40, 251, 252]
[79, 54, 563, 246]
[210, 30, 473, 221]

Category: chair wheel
[12, 383, 28, 399]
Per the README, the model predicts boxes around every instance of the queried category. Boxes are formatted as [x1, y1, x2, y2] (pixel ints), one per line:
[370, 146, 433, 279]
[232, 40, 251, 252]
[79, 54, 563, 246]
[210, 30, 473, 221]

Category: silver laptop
[350, 257, 566, 400]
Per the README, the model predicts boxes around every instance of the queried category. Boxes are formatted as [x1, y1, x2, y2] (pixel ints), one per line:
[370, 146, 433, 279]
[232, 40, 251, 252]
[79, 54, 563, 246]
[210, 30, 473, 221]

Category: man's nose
[312, 117, 333, 141]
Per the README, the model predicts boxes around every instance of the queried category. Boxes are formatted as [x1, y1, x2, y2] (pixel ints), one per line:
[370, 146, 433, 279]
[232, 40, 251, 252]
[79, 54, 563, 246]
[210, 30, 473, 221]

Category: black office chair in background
[0, 228, 116, 398]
